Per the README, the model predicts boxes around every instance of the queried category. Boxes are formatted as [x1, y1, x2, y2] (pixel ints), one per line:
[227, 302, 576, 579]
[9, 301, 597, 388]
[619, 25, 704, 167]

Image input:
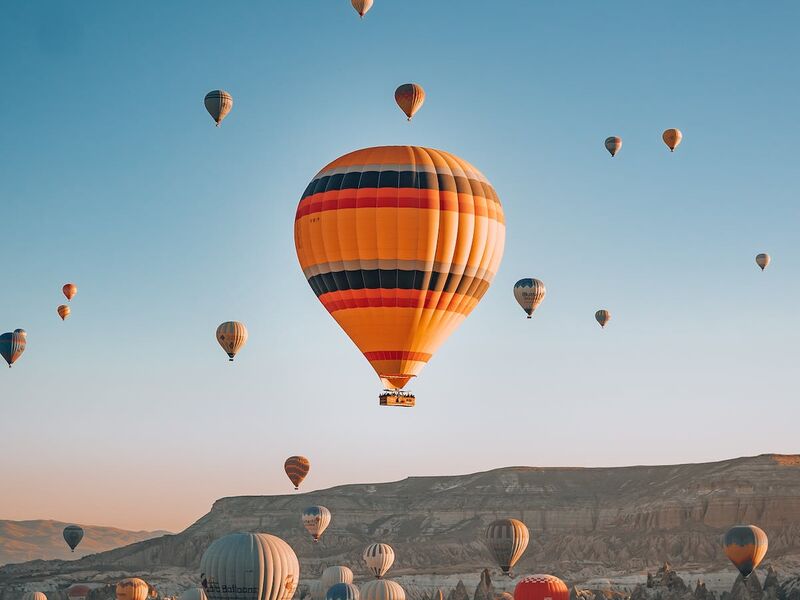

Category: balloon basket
[379, 390, 415, 407]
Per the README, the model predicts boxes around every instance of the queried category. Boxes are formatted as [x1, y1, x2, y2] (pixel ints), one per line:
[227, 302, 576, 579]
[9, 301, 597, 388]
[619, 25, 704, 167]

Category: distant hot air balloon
[22, 593, 47, 600]
[116, 578, 150, 600]
[63, 283, 78, 301]
[200, 532, 299, 600]
[321, 566, 354, 592]
[360, 580, 406, 600]
[352, 0, 373, 18]
[180, 588, 207, 600]
[68, 585, 91, 600]
[294, 146, 505, 406]
[216, 321, 248, 361]
[204, 90, 234, 127]
[0, 330, 27, 368]
[513, 279, 546, 319]
[63, 525, 84, 551]
[595, 310, 611, 328]
[302, 505, 332, 542]
[514, 575, 569, 600]
[326, 584, 360, 600]
[285, 456, 310, 490]
[394, 84, 425, 121]
[364, 543, 395, 578]
[604, 137, 622, 157]
[724, 525, 768, 579]
[662, 128, 682, 152]
[485, 518, 529, 576]
[756, 253, 770, 271]
[58, 304, 71, 321]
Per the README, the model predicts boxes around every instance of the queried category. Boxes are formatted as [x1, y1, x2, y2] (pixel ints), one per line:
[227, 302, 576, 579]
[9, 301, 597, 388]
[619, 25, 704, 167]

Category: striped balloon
[513, 279, 546, 318]
[326, 584, 360, 600]
[309, 581, 325, 600]
[204, 90, 234, 127]
[604, 136, 622, 157]
[63, 283, 78, 301]
[595, 309, 611, 328]
[216, 321, 248, 361]
[284, 455, 310, 489]
[0, 330, 27, 368]
[58, 304, 71, 321]
[294, 146, 505, 399]
[514, 575, 569, 600]
[394, 84, 425, 121]
[662, 128, 682, 152]
[23, 594, 47, 600]
[485, 518, 529, 576]
[756, 253, 770, 271]
[360, 580, 405, 600]
[321, 566, 354, 592]
[302, 505, 332, 541]
[116, 578, 150, 600]
[63, 524, 84, 551]
[351, 0, 373, 18]
[363, 543, 395, 578]
[724, 525, 768, 578]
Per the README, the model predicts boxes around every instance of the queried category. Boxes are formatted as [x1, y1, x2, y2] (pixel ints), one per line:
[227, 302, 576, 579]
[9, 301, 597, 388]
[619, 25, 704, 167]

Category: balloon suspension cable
[229, 357, 234, 362]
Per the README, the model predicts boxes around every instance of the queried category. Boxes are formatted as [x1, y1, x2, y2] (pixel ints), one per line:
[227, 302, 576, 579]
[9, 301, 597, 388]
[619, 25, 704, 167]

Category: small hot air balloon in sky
[662, 128, 682, 152]
[63, 525, 84, 551]
[1, 330, 27, 368]
[216, 321, 248, 361]
[327, 583, 360, 600]
[352, 0, 373, 18]
[22, 594, 47, 600]
[321, 566, 354, 592]
[513, 279, 546, 318]
[63, 283, 78, 301]
[180, 588, 207, 600]
[364, 543, 395, 578]
[604, 136, 622, 157]
[724, 525, 768, 579]
[204, 90, 233, 127]
[116, 578, 150, 600]
[68, 586, 91, 600]
[361, 580, 406, 600]
[595, 310, 611, 328]
[514, 575, 569, 600]
[294, 146, 505, 405]
[485, 518, 529, 576]
[200, 533, 299, 600]
[394, 84, 425, 121]
[756, 253, 770, 271]
[302, 505, 332, 542]
[58, 305, 71, 321]
[284, 455, 310, 489]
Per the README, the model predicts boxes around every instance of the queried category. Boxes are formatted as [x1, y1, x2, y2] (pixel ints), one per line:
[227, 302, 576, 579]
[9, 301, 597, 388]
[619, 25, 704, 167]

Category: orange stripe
[319, 289, 479, 314]
[364, 351, 432, 361]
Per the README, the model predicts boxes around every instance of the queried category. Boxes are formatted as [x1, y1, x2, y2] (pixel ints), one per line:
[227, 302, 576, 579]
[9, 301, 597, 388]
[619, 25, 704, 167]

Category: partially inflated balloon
[326, 584, 359, 600]
[595, 310, 611, 328]
[352, 0, 373, 18]
[321, 566, 354, 592]
[364, 543, 395, 578]
[116, 578, 150, 600]
[285, 455, 310, 489]
[294, 146, 505, 403]
[0, 330, 26, 368]
[394, 84, 425, 121]
[23, 594, 47, 600]
[216, 321, 248, 361]
[513, 279, 546, 318]
[514, 576, 569, 600]
[662, 128, 682, 152]
[361, 580, 405, 600]
[204, 90, 233, 127]
[200, 532, 299, 600]
[63, 283, 78, 301]
[485, 519, 529, 576]
[63, 525, 84, 551]
[68, 585, 91, 600]
[58, 304, 71, 321]
[181, 588, 208, 600]
[724, 525, 768, 579]
[756, 253, 770, 271]
[302, 505, 332, 541]
[604, 137, 622, 157]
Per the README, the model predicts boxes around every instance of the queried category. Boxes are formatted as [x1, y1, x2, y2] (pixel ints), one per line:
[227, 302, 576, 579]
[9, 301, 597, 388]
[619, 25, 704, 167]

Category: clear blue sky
[1, 1, 799, 532]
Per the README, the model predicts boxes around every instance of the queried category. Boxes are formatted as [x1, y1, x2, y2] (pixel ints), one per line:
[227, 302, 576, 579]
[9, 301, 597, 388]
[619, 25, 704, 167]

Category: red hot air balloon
[514, 575, 569, 600]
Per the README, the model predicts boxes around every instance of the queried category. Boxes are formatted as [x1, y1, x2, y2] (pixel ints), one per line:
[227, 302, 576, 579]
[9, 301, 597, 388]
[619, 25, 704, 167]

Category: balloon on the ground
[326, 583, 360, 600]
[22, 594, 47, 600]
[116, 578, 150, 600]
[310, 581, 325, 600]
[514, 575, 569, 600]
[604, 137, 622, 157]
[180, 589, 208, 600]
[595, 310, 611, 328]
[63, 283, 78, 301]
[68, 585, 91, 600]
[216, 321, 248, 361]
[485, 518, 529, 576]
[0, 330, 27, 368]
[302, 505, 332, 541]
[360, 580, 405, 600]
[321, 566, 354, 591]
[662, 128, 682, 151]
[724, 525, 768, 578]
[513, 279, 546, 318]
[756, 253, 770, 271]
[63, 525, 84, 551]
[285, 455, 310, 489]
[352, 0, 373, 18]
[204, 90, 233, 126]
[394, 84, 425, 121]
[363, 543, 395, 578]
[199, 532, 299, 600]
[58, 304, 71, 321]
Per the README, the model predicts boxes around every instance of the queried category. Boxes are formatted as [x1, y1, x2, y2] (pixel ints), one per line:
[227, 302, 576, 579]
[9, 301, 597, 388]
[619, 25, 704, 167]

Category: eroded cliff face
[2, 455, 799, 590]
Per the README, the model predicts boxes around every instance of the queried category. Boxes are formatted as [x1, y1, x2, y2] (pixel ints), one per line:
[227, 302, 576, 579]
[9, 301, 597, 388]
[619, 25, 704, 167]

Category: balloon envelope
[22, 594, 47, 600]
[360, 580, 406, 600]
[326, 584, 360, 600]
[756, 253, 770, 271]
[63, 283, 78, 301]
[216, 321, 248, 361]
[63, 525, 84, 551]
[285, 455, 310, 489]
[364, 543, 395, 578]
[513, 279, 546, 318]
[302, 505, 332, 541]
[394, 84, 425, 120]
[321, 566, 354, 592]
[604, 137, 622, 157]
[724, 525, 768, 578]
[68, 585, 91, 600]
[595, 310, 611, 328]
[0, 330, 26, 367]
[58, 304, 71, 321]
[514, 575, 569, 600]
[116, 578, 150, 600]
[485, 518, 529, 575]
[351, 0, 373, 17]
[204, 90, 234, 126]
[662, 128, 682, 151]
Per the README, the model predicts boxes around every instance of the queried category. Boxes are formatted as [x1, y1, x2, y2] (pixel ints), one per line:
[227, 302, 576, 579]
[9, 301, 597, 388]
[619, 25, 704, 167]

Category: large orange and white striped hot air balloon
[294, 146, 506, 407]
[352, 0, 373, 18]
[63, 283, 78, 301]
[58, 305, 71, 321]
[216, 321, 248, 361]
[394, 84, 425, 121]
[284, 455, 310, 490]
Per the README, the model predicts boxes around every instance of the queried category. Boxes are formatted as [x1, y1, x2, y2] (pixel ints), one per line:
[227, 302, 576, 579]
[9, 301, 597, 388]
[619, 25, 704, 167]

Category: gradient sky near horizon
[1, 1, 799, 534]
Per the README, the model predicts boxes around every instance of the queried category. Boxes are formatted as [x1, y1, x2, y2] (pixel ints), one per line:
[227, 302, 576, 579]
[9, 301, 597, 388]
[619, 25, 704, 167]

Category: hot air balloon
[180, 588, 208, 600]
[361, 580, 405, 600]
[302, 505, 332, 542]
[513, 279, 546, 318]
[394, 84, 425, 121]
[0, 330, 26, 368]
[284, 455, 310, 489]
[352, 0, 373, 18]
[200, 532, 299, 600]
[204, 90, 233, 127]
[724, 525, 768, 579]
[326, 584, 360, 600]
[310, 582, 325, 600]
[116, 578, 150, 600]
[216, 321, 248, 361]
[498, 594, 514, 600]
[63, 283, 78, 301]
[22, 593, 47, 600]
[514, 575, 569, 600]
[364, 543, 395, 578]
[662, 128, 682, 152]
[294, 146, 505, 406]
[321, 566, 354, 592]
[604, 137, 622, 157]
[68, 585, 91, 600]
[756, 253, 770, 271]
[63, 525, 84, 551]
[485, 519, 529, 576]
[432, 591, 444, 600]
[58, 304, 71, 321]
[595, 310, 611, 328]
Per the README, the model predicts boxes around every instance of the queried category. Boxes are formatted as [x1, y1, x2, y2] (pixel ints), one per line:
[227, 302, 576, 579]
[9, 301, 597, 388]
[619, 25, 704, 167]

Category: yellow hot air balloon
[63, 283, 78, 301]
[204, 90, 233, 127]
[58, 304, 71, 321]
[294, 146, 505, 406]
[595, 309, 611, 328]
[756, 253, 770, 271]
[363, 543, 395, 578]
[116, 578, 150, 600]
[352, 0, 373, 18]
[662, 128, 682, 152]
[485, 518, 529, 576]
[394, 84, 425, 121]
[216, 321, 247, 361]
[604, 136, 622, 157]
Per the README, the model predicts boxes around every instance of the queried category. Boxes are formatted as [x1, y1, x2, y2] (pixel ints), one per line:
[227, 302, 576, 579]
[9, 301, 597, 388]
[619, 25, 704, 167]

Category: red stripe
[364, 351, 432, 361]
[319, 290, 476, 313]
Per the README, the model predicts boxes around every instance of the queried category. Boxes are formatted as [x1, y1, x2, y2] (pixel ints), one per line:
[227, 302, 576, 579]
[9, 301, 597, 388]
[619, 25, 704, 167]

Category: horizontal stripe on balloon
[302, 260, 489, 280]
[306, 269, 491, 298]
[319, 289, 479, 314]
[363, 350, 432, 361]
